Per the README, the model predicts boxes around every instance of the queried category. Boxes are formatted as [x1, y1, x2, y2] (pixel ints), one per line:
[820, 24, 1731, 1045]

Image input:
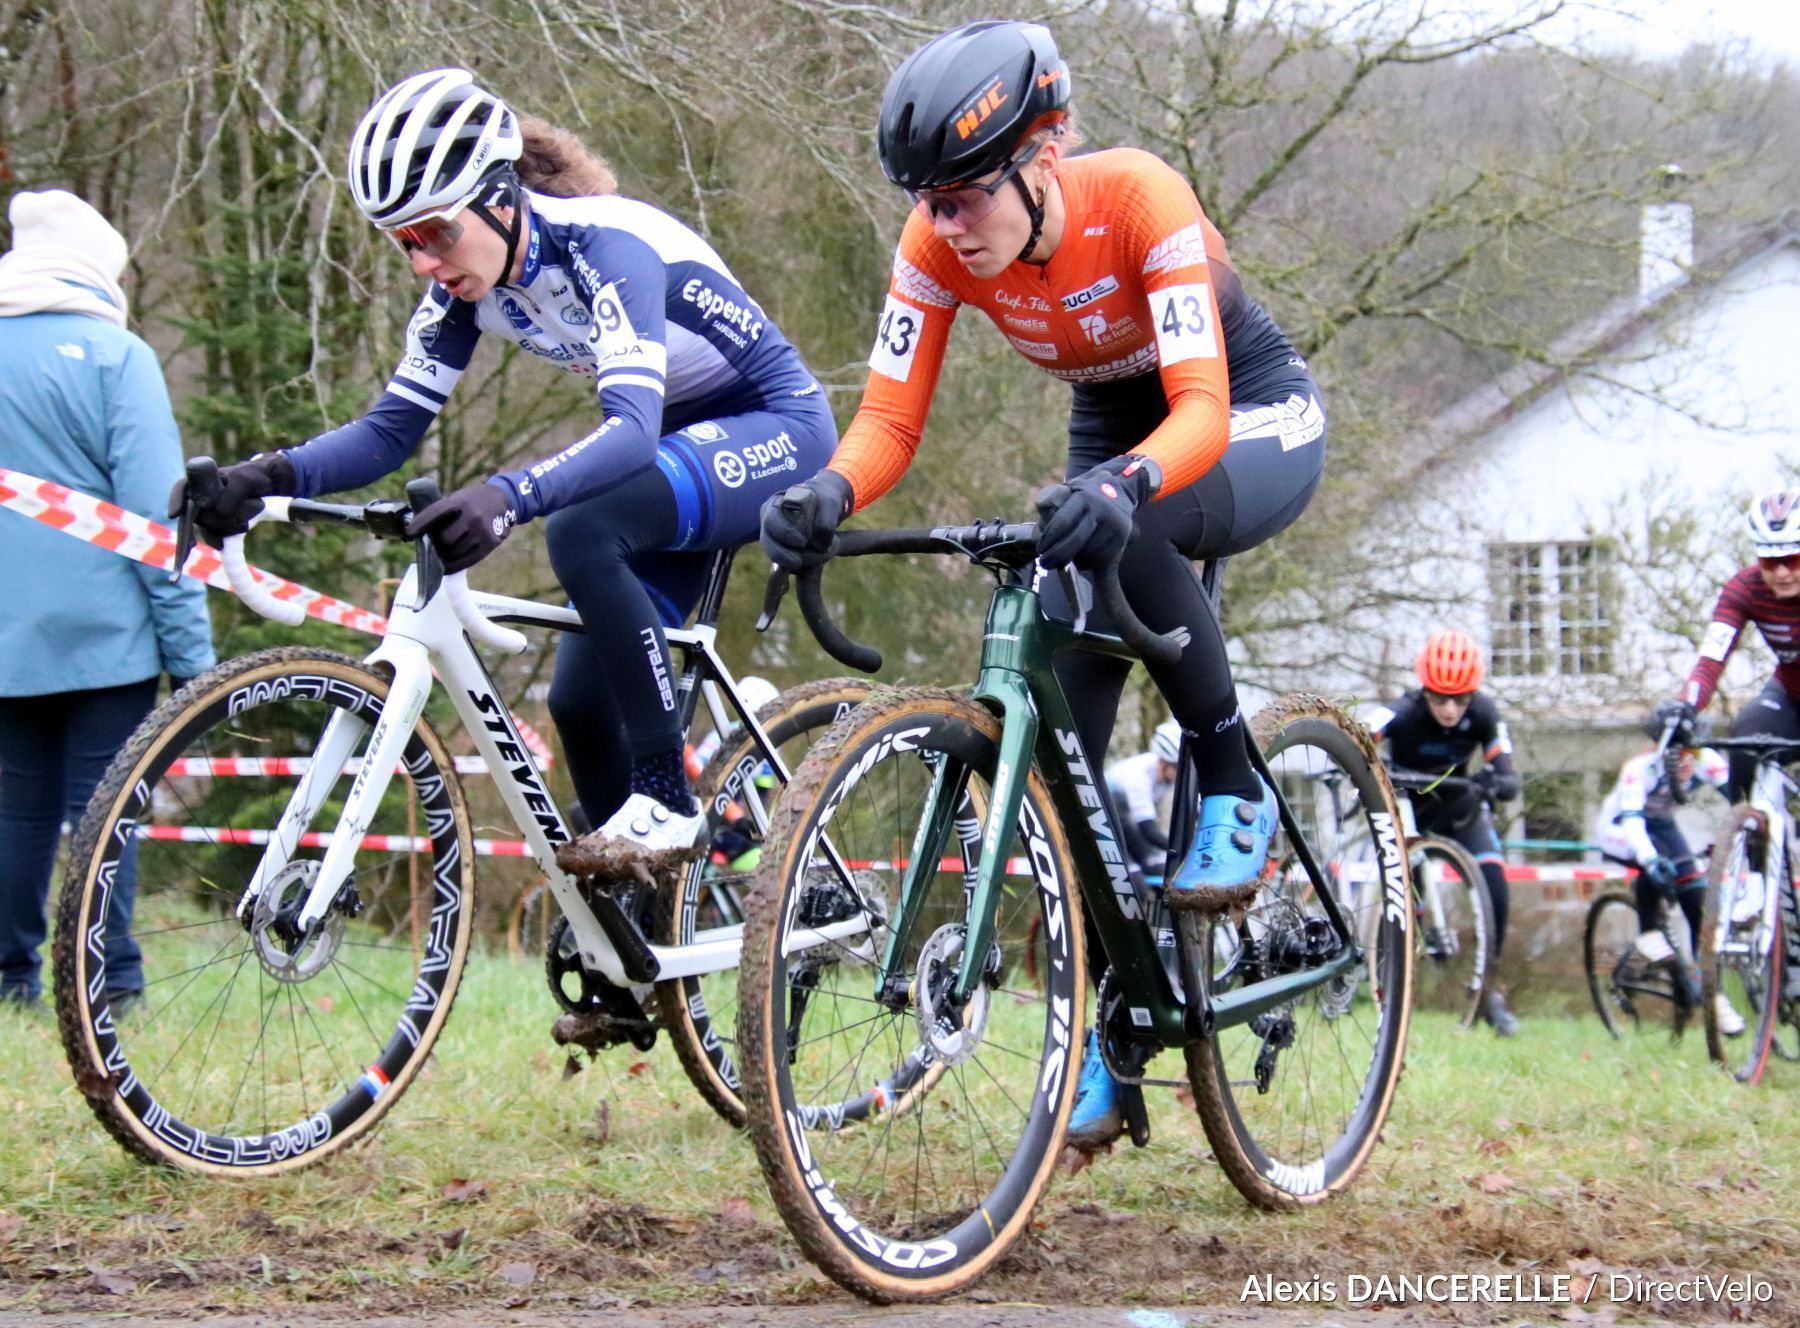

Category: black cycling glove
[167, 452, 296, 545]
[1648, 697, 1699, 744]
[760, 470, 854, 572]
[406, 482, 517, 573]
[1035, 455, 1159, 571]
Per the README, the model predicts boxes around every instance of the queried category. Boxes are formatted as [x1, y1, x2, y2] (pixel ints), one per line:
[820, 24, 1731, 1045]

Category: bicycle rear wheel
[1182, 694, 1411, 1210]
[53, 648, 474, 1174]
[1584, 892, 1686, 1041]
[738, 689, 1084, 1302]
[1700, 806, 1781, 1083]
[656, 677, 873, 1126]
[1409, 835, 1493, 1027]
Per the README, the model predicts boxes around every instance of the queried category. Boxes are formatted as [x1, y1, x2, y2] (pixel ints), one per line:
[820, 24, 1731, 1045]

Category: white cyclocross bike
[53, 463, 876, 1175]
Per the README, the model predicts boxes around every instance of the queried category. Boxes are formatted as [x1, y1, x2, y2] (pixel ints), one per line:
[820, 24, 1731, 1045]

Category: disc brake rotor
[251, 861, 347, 984]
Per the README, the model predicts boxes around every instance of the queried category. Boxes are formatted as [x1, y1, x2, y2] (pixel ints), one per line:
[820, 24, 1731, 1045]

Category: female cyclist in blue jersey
[176, 70, 837, 854]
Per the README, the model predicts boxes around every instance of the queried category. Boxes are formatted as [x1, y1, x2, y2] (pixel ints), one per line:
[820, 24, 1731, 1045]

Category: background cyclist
[1593, 711, 1738, 1034]
[1367, 628, 1523, 1035]
[175, 71, 836, 859]
[1105, 718, 1182, 878]
[1661, 488, 1800, 803]
[758, 21, 1327, 1156]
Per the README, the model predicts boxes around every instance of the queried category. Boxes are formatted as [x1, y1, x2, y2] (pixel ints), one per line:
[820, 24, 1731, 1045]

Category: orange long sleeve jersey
[829, 148, 1303, 508]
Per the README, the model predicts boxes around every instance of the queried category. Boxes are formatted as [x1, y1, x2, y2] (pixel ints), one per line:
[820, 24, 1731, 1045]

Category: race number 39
[869, 294, 925, 382]
[1151, 283, 1220, 363]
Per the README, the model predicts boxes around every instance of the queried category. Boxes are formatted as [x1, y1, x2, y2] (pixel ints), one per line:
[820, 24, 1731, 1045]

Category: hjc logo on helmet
[954, 81, 1009, 139]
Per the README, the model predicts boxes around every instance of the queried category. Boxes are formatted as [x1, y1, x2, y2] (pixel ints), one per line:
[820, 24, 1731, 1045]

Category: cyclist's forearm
[493, 403, 661, 523]
[285, 393, 434, 498]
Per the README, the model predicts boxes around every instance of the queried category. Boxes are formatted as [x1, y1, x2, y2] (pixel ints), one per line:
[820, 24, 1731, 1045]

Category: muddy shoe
[555, 793, 706, 883]
[1065, 1029, 1124, 1155]
[1164, 777, 1276, 913]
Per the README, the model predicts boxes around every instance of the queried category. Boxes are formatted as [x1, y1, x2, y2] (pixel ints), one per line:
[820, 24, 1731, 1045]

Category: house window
[1487, 541, 1615, 677]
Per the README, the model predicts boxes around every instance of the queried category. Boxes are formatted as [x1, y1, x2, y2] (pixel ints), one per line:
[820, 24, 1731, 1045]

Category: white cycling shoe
[596, 793, 705, 855]
[1714, 992, 1746, 1038]
[1633, 930, 1676, 964]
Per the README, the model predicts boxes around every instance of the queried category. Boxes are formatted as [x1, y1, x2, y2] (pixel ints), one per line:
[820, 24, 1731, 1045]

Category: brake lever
[170, 456, 221, 584]
[756, 564, 791, 632]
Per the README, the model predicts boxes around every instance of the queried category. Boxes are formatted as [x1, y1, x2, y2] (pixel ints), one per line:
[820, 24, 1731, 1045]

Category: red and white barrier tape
[0, 466, 389, 636]
[136, 825, 532, 857]
[0, 467, 552, 767]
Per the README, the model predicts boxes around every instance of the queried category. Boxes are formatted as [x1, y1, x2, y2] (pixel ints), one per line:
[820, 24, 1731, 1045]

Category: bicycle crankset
[544, 916, 657, 1051]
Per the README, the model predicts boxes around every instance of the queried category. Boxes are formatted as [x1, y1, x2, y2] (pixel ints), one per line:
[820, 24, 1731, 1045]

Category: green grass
[2, 949, 1797, 1315]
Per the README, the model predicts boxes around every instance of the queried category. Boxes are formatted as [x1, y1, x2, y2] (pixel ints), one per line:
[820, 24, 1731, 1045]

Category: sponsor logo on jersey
[714, 430, 800, 489]
[1076, 309, 1141, 349]
[680, 277, 765, 343]
[1044, 344, 1159, 382]
[892, 256, 957, 309]
[560, 302, 591, 326]
[1007, 334, 1059, 360]
[993, 289, 1054, 314]
[1063, 275, 1120, 310]
[55, 342, 85, 360]
[409, 300, 447, 352]
[683, 421, 727, 444]
[498, 295, 538, 333]
[1083, 225, 1108, 237]
[1002, 314, 1052, 333]
[1142, 222, 1208, 276]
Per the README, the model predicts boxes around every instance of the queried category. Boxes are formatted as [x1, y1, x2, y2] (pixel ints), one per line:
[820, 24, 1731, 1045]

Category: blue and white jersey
[284, 190, 822, 522]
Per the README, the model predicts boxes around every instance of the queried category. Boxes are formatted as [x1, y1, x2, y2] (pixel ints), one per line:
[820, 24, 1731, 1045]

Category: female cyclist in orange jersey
[760, 21, 1327, 1152]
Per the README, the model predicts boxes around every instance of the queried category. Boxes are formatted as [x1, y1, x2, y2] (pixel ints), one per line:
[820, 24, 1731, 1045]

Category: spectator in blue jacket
[0, 188, 215, 1007]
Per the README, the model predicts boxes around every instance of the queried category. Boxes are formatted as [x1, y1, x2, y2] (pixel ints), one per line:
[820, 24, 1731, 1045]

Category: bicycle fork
[233, 635, 435, 934]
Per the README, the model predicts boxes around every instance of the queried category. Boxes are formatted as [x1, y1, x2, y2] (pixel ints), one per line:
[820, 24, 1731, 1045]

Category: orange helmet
[1416, 629, 1485, 695]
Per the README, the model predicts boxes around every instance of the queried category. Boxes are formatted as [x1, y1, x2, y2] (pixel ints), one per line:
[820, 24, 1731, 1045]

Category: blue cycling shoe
[1065, 1028, 1124, 1153]
[1165, 776, 1277, 913]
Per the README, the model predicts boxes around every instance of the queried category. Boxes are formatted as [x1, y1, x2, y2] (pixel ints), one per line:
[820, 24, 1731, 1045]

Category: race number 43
[869, 294, 925, 382]
[1151, 283, 1220, 363]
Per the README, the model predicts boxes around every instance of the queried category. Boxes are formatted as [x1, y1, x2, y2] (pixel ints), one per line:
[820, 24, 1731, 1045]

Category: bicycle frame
[226, 561, 871, 989]
[876, 577, 1362, 1046]
[1717, 758, 1800, 978]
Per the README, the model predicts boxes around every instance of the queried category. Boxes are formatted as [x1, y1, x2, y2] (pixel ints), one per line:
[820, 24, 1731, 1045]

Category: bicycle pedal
[1119, 1083, 1151, 1149]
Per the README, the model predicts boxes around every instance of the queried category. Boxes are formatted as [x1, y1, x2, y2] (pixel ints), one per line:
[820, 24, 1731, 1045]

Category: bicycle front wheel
[1410, 835, 1494, 1027]
[1584, 891, 1676, 1041]
[1700, 806, 1782, 1083]
[53, 648, 475, 1174]
[738, 689, 1085, 1302]
[656, 677, 874, 1126]
[1183, 694, 1412, 1210]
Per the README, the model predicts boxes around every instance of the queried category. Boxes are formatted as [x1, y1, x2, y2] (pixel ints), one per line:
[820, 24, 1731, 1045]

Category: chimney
[1639, 163, 1693, 301]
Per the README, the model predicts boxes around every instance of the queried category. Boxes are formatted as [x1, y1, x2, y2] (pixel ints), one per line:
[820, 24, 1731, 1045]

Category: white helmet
[1151, 719, 1182, 765]
[347, 68, 522, 229]
[1748, 488, 1800, 557]
[738, 676, 781, 719]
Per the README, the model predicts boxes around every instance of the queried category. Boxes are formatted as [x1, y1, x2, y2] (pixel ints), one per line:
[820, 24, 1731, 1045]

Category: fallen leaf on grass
[502, 1296, 531, 1310]
[497, 1261, 536, 1288]
[441, 1178, 487, 1203]
[1478, 1138, 1511, 1158]
[439, 1228, 466, 1252]
[628, 1060, 651, 1077]
[0, 1213, 23, 1243]
[719, 1197, 756, 1229]
[313, 996, 335, 1013]
[1469, 1172, 1514, 1194]
[86, 1266, 137, 1295]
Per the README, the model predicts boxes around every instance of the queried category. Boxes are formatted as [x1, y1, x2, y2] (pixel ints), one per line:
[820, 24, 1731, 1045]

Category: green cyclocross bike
[735, 521, 1413, 1302]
